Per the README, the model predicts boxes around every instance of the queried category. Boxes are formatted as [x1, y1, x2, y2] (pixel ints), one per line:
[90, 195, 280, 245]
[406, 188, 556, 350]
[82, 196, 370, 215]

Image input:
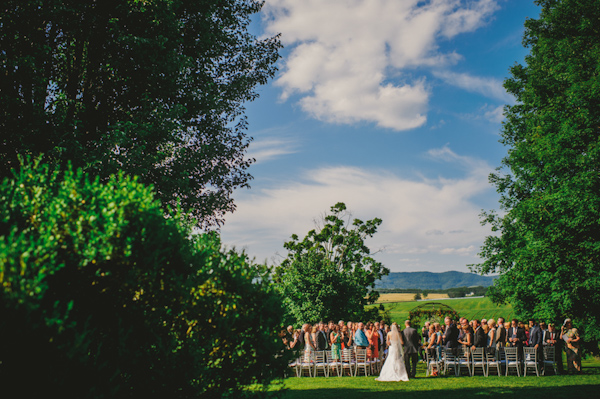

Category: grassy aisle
[280, 358, 600, 399]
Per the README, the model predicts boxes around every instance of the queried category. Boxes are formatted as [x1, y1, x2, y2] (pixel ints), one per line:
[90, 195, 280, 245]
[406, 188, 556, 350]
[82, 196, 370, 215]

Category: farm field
[378, 297, 515, 323]
[278, 357, 600, 399]
[376, 293, 449, 303]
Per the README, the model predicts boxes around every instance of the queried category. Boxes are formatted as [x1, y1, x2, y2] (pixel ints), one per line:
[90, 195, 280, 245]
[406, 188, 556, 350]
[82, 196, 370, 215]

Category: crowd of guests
[282, 316, 583, 375]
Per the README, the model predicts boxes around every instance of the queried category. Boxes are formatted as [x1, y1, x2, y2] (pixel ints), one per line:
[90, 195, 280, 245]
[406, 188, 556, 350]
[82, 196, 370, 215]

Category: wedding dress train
[375, 324, 410, 381]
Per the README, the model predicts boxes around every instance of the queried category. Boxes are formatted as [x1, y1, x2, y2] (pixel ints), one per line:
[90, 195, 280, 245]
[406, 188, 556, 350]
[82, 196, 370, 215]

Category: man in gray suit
[402, 320, 421, 378]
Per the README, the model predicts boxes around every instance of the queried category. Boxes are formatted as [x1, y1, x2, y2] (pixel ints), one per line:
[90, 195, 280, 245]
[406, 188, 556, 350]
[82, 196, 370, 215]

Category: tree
[414, 291, 422, 301]
[472, 0, 600, 350]
[0, 159, 288, 398]
[0, 0, 281, 228]
[273, 202, 389, 324]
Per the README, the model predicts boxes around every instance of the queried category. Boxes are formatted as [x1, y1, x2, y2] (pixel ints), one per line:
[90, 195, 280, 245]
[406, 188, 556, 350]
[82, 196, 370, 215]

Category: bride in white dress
[376, 323, 410, 381]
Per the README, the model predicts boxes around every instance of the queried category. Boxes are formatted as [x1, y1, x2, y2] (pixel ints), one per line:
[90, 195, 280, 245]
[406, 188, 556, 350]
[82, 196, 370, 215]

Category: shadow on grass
[281, 384, 600, 399]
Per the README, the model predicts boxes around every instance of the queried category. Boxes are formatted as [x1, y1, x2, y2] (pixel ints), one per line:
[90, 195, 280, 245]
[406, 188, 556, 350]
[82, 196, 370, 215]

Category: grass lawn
[377, 293, 450, 303]
[379, 297, 515, 323]
[279, 357, 600, 399]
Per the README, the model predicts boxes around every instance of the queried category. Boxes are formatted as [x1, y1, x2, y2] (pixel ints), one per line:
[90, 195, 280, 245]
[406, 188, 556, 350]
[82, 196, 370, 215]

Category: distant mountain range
[375, 271, 496, 290]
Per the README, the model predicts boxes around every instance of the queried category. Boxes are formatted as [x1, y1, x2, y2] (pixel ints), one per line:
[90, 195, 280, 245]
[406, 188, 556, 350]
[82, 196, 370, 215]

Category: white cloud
[433, 70, 512, 102]
[263, 0, 499, 130]
[483, 104, 505, 123]
[220, 147, 496, 271]
[247, 137, 298, 163]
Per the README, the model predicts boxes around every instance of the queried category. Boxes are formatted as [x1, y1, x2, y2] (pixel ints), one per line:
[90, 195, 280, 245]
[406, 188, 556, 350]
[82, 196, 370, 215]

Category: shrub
[0, 159, 287, 398]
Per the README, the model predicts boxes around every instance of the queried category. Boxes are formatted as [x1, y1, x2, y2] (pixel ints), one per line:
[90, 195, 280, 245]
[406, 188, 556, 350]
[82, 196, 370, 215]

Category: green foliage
[0, 0, 281, 228]
[408, 302, 460, 327]
[0, 159, 287, 398]
[274, 203, 389, 324]
[414, 292, 422, 301]
[472, 0, 600, 352]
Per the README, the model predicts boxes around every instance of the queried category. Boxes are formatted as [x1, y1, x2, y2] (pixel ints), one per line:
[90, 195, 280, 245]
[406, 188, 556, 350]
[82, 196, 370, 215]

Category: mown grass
[376, 293, 449, 303]
[279, 357, 600, 399]
[379, 297, 515, 323]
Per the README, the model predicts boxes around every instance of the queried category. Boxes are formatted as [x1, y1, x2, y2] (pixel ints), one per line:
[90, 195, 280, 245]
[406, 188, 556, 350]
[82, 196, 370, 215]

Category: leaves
[0, 159, 288, 397]
[0, 0, 282, 228]
[473, 0, 600, 351]
[275, 202, 389, 324]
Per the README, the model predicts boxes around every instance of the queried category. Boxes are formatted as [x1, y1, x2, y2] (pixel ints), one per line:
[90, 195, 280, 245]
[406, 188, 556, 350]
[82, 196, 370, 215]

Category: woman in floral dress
[330, 324, 341, 361]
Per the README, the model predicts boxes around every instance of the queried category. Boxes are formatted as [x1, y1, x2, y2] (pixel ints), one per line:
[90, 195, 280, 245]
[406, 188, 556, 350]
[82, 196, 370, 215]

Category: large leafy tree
[472, 0, 600, 348]
[0, 0, 280, 227]
[274, 203, 389, 324]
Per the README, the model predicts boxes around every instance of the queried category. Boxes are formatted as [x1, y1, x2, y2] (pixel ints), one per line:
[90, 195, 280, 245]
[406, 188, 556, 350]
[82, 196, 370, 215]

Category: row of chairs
[426, 346, 558, 377]
[289, 347, 383, 377]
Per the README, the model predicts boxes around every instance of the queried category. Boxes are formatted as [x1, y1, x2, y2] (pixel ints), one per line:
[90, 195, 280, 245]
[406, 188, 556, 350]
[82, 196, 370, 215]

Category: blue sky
[219, 0, 541, 273]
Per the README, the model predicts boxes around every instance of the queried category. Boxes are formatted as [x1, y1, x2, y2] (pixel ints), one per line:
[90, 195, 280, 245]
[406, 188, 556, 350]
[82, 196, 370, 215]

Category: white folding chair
[471, 347, 486, 376]
[443, 348, 458, 376]
[457, 347, 472, 376]
[340, 348, 354, 376]
[298, 351, 315, 377]
[327, 348, 341, 377]
[425, 348, 441, 377]
[486, 349, 502, 377]
[354, 347, 371, 376]
[523, 347, 540, 377]
[288, 354, 302, 377]
[504, 347, 521, 376]
[314, 350, 328, 377]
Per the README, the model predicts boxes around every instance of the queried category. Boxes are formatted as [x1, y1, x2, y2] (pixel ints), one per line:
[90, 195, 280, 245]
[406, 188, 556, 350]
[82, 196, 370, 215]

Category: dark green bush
[0, 159, 287, 398]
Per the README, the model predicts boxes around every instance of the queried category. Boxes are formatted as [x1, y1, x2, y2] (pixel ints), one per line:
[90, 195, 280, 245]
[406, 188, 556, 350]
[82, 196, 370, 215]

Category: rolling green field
[379, 297, 515, 324]
[279, 357, 600, 399]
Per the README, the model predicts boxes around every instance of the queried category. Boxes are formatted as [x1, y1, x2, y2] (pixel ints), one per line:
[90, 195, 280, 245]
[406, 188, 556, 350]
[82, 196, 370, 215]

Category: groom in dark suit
[402, 320, 420, 378]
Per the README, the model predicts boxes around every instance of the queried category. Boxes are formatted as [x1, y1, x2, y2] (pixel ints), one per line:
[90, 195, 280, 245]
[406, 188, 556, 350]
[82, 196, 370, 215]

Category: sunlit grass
[377, 297, 515, 323]
[376, 293, 449, 303]
[279, 357, 600, 399]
